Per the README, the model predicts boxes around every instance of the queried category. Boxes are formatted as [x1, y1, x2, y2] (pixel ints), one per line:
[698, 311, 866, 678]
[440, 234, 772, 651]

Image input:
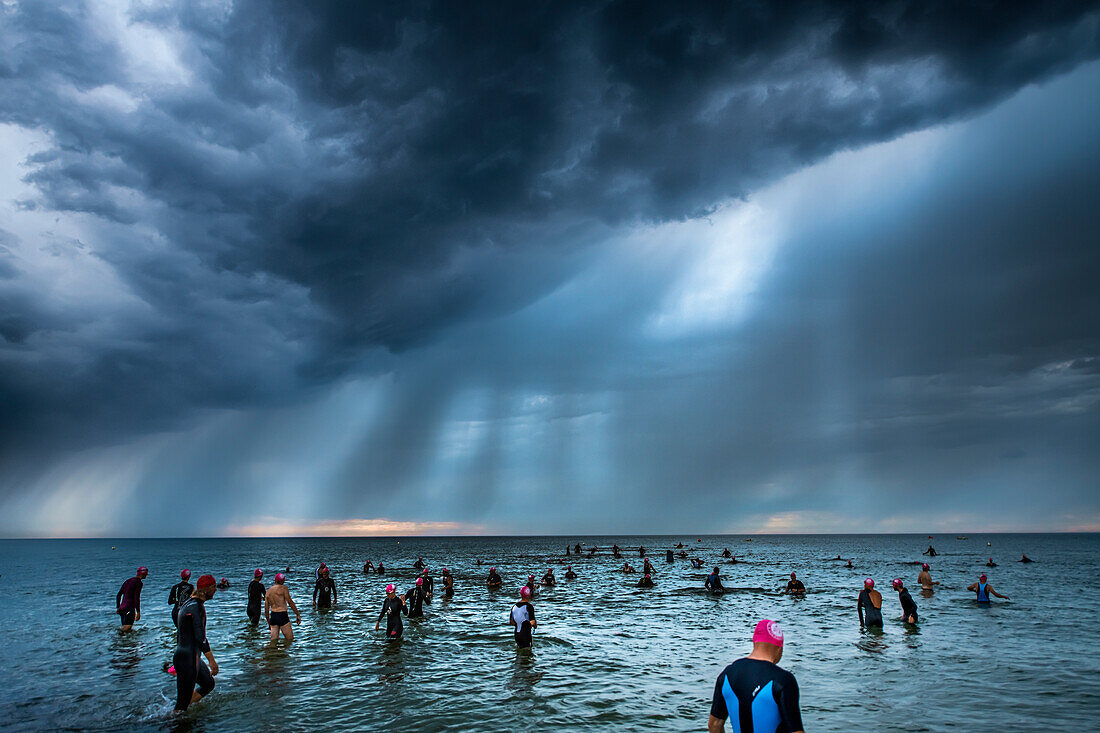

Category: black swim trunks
[269, 610, 290, 627]
[120, 609, 136, 625]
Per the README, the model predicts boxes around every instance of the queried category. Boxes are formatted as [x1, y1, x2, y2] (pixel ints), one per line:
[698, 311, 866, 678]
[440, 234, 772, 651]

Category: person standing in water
[541, 568, 556, 587]
[564, 565, 577, 580]
[313, 567, 337, 609]
[525, 574, 538, 597]
[892, 579, 918, 623]
[247, 569, 265, 626]
[264, 572, 301, 644]
[917, 563, 938, 592]
[637, 573, 655, 588]
[706, 567, 724, 593]
[406, 577, 427, 618]
[168, 569, 193, 628]
[858, 578, 883, 629]
[487, 566, 503, 589]
[923, 545, 937, 557]
[421, 569, 434, 602]
[362, 560, 375, 573]
[116, 566, 147, 631]
[414, 556, 425, 570]
[968, 574, 1009, 603]
[510, 586, 537, 649]
[173, 574, 219, 713]
[376, 584, 408, 639]
[784, 572, 806, 595]
[708, 620, 804, 733]
[442, 568, 455, 598]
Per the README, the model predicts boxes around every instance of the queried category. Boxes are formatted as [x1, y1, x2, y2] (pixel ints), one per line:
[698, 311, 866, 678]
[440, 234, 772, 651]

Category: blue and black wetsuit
[710, 658, 803, 733]
[706, 573, 724, 592]
[976, 582, 990, 604]
[379, 596, 407, 638]
[173, 597, 214, 711]
[247, 580, 265, 625]
[511, 601, 536, 648]
[168, 581, 193, 627]
[858, 588, 883, 627]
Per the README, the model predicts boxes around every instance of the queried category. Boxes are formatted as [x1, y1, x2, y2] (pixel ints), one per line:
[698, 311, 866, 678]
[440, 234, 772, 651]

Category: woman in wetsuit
[173, 574, 219, 712]
[375, 584, 408, 638]
[858, 578, 883, 628]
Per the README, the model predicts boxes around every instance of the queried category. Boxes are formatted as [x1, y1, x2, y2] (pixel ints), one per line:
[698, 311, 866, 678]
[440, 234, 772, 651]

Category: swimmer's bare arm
[988, 585, 1009, 599]
[285, 588, 301, 622]
[967, 582, 978, 592]
[264, 592, 270, 623]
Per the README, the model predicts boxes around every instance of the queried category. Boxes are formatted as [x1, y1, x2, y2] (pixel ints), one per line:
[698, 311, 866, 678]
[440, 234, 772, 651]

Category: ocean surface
[0, 533, 1096, 731]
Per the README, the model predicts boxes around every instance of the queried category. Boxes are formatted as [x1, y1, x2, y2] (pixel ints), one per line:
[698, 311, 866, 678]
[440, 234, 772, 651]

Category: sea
[0, 533, 1096, 731]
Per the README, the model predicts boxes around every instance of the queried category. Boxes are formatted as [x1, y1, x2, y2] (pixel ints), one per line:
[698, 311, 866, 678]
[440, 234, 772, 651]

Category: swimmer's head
[922, 563, 930, 571]
[321, 567, 329, 576]
[274, 572, 286, 583]
[196, 574, 216, 599]
[490, 567, 496, 572]
[220, 577, 227, 584]
[568, 565, 572, 570]
[520, 586, 531, 599]
[892, 578, 903, 589]
[979, 574, 987, 582]
[255, 569, 263, 578]
[416, 578, 423, 586]
[528, 575, 535, 581]
[752, 619, 784, 661]
[180, 569, 191, 580]
[645, 573, 651, 579]
[790, 572, 796, 578]
[137, 566, 148, 578]
[443, 568, 449, 574]
[864, 577, 875, 588]
[386, 583, 396, 594]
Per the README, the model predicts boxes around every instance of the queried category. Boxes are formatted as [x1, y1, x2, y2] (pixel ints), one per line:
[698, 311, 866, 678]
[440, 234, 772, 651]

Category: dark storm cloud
[1, 1, 1099, 531]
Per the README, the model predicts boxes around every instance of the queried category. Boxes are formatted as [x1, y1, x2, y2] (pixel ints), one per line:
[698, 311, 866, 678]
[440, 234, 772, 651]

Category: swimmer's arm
[116, 585, 124, 610]
[204, 649, 219, 676]
[989, 586, 1009, 599]
[966, 583, 978, 592]
[312, 581, 318, 605]
[286, 592, 300, 619]
[332, 581, 337, 604]
[857, 597, 865, 625]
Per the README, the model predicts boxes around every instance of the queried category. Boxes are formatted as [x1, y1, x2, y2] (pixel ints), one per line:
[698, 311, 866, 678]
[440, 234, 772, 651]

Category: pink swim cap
[181, 569, 191, 580]
[979, 574, 987, 581]
[520, 586, 531, 598]
[416, 578, 423, 586]
[443, 568, 449, 573]
[137, 566, 148, 576]
[490, 567, 496, 572]
[255, 569, 263, 578]
[790, 572, 796, 578]
[892, 578, 902, 589]
[528, 575, 535, 580]
[274, 573, 285, 583]
[752, 619, 784, 647]
[645, 573, 651, 578]
[386, 583, 396, 593]
[864, 578, 875, 588]
[922, 563, 929, 571]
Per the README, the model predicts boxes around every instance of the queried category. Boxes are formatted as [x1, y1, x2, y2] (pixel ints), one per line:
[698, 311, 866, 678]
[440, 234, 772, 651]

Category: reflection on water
[1, 534, 1097, 731]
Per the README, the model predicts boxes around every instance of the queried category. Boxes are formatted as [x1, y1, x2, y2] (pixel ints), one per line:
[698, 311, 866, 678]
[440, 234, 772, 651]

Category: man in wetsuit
[639, 545, 646, 557]
[613, 544, 622, 558]
[708, 619, 804, 733]
[564, 565, 577, 580]
[858, 578, 883, 628]
[487, 566, 503, 588]
[968, 574, 1009, 603]
[264, 572, 301, 644]
[421, 569, 434, 602]
[442, 568, 455, 598]
[406, 577, 427, 618]
[313, 567, 337, 609]
[986, 557, 997, 567]
[510, 586, 537, 649]
[706, 567, 724, 593]
[376, 561, 385, 575]
[1020, 554, 1034, 563]
[247, 569, 265, 626]
[721, 548, 733, 558]
[542, 568, 556, 586]
[375, 584, 408, 639]
[784, 572, 805, 595]
[637, 573, 655, 588]
[414, 556, 425, 570]
[917, 563, 938, 592]
[524, 574, 538, 597]
[892, 578, 918, 623]
[168, 569, 193, 628]
[173, 574, 219, 712]
[116, 566, 147, 631]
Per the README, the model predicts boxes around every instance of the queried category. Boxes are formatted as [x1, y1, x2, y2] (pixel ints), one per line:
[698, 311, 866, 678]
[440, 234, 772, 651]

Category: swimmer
[442, 568, 455, 598]
[541, 568, 556, 587]
[313, 567, 337, 609]
[510, 587, 537, 648]
[588, 545, 597, 557]
[564, 565, 577, 580]
[524, 574, 539, 597]
[892, 579, 918, 623]
[706, 567, 724, 593]
[414, 556, 425, 570]
[986, 557, 997, 567]
[487, 566, 503, 589]
[845, 559, 853, 568]
[406, 577, 427, 618]
[247, 570, 265, 626]
[678, 550, 688, 558]
[172, 574, 219, 713]
[968, 574, 1009, 603]
[621, 562, 636, 574]
[676, 541, 684, 548]
[691, 558, 704, 569]
[637, 573, 655, 588]
[421, 569, 434, 601]
[566, 545, 571, 556]
[362, 560, 375, 573]
[575, 543, 582, 554]
[264, 572, 301, 644]
[1020, 554, 1034, 563]
[116, 566, 147, 631]
[708, 620, 804, 733]
[857, 578, 883, 629]
[315, 563, 327, 580]
[377, 562, 385, 575]
[721, 548, 732, 558]
[375, 584, 408, 638]
[168, 569, 193, 628]
[216, 577, 230, 589]
[643, 557, 656, 575]
[923, 545, 938, 557]
[639, 545, 646, 557]
[917, 563, 938, 592]
[613, 544, 622, 558]
[784, 572, 806, 595]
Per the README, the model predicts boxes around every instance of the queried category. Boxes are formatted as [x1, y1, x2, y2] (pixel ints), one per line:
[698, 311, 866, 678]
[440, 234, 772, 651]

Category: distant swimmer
[376, 584, 408, 638]
[923, 545, 938, 557]
[541, 568, 556, 587]
[588, 545, 597, 557]
[362, 560, 375, 573]
[706, 567, 724, 593]
[986, 558, 997, 567]
[858, 578, 883, 629]
[247, 570, 265, 626]
[613, 544, 622, 557]
[525, 574, 539, 597]
[564, 565, 577, 580]
[487, 567, 503, 589]
[377, 562, 385, 575]
[678, 550, 688, 558]
[968, 573, 1009, 603]
[172, 575, 219, 713]
[892, 579, 918, 623]
[406, 578, 427, 618]
[643, 557, 656, 576]
[414, 557, 425, 570]
[313, 567, 337, 609]
[442, 568, 455, 598]
[639, 545, 646, 557]
[708, 620, 804, 733]
[721, 548, 732, 558]
[784, 572, 806, 595]
[845, 559, 853, 568]
[691, 558, 704, 569]
[217, 577, 230, 589]
[637, 573, 655, 588]
[566, 545, 571, 556]
[116, 566, 147, 631]
[168, 569, 193, 628]
[510, 587, 537, 648]
[264, 573, 301, 644]
[575, 542, 582, 554]
[621, 562, 636, 574]
[1020, 554, 1034, 563]
[917, 563, 938, 592]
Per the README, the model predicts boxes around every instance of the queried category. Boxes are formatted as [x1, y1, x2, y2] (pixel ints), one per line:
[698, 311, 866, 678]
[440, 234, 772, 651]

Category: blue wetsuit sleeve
[710, 670, 728, 720]
[776, 672, 803, 731]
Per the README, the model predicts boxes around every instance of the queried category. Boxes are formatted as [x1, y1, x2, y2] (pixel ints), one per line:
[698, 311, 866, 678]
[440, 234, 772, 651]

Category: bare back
[265, 583, 292, 612]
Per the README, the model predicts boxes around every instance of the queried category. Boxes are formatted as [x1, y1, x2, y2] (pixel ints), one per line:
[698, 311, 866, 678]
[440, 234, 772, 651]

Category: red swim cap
[321, 567, 329, 575]
[255, 569, 263, 578]
[137, 566, 148, 576]
[979, 574, 987, 581]
[274, 572, 286, 583]
[416, 578, 423, 586]
[892, 578, 902, 589]
[922, 563, 929, 571]
[386, 583, 395, 593]
[181, 569, 191, 580]
[520, 586, 531, 598]
[864, 578, 875, 588]
[197, 574, 216, 589]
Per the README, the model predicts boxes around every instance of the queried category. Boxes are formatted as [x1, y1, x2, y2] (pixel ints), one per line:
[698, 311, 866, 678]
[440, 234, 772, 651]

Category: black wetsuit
[524, 580, 538, 598]
[379, 596, 407, 638]
[858, 588, 883, 627]
[443, 575, 454, 598]
[899, 588, 918, 622]
[575, 543, 582, 554]
[785, 580, 805, 594]
[637, 576, 654, 588]
[705, 572, 724, 592]
[406, 586, 426, 617]
[487, 571, 503, 588]
[247, 579, 265, 625]
[173, 597, 214, 711]
[511, 601, 536, 648]
[542, 573, 555, 586]
[710, 658, 803, 733]
[313, 577, 337, 608]
[116, 576, 142, 626]
[422, 574, 434, 602]
[722, 549, 733, 558]
[414, 558, 425, 570]
[564, 570, 577, 579]
[168, 581, 193, 627]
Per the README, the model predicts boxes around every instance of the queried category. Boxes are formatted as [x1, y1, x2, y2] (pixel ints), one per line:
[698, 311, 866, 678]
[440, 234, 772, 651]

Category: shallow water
[1, 534, 1096, 731]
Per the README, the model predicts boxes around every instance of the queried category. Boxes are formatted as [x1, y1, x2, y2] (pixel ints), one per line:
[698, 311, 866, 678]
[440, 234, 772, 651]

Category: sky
[1, 1, 1099, 537]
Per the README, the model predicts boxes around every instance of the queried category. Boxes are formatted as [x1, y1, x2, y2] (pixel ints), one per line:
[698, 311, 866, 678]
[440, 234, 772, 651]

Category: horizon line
[2, 530, 1096, 540]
